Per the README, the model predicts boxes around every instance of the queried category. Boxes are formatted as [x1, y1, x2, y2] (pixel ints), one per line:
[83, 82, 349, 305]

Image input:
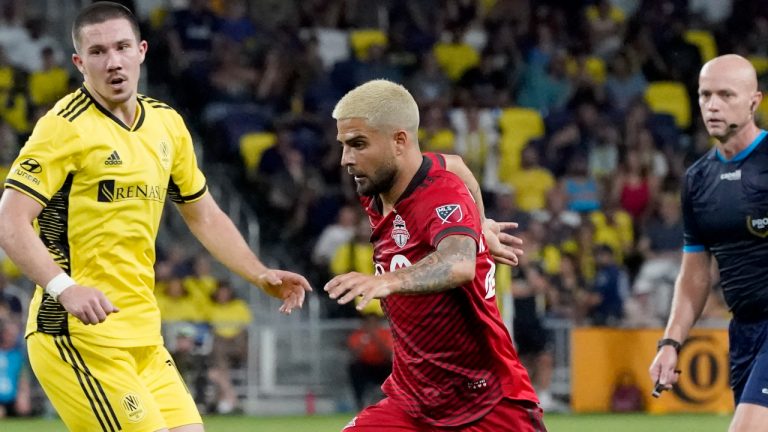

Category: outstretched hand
[258, 269, 313, 314]
[483, 219, 524, 266]
[324, 272, 393, 311]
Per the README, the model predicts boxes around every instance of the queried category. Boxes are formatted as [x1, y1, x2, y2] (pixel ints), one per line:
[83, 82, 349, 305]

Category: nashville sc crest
[392, 214, 410, 248]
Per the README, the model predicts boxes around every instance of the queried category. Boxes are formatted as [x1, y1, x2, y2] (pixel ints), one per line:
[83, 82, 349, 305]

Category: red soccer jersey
[358, 153, 538, 427]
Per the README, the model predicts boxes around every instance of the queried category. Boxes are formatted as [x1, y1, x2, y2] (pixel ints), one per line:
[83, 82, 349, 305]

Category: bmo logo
[374, 254, 413, 275]
[390, 255, 412, 271]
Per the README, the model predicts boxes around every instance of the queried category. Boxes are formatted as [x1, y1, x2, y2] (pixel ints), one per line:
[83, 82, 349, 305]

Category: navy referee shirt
[682, 130, 768, 322]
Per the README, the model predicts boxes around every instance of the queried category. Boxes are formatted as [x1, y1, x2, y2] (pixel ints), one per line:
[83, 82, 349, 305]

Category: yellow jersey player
[0, 2, 311, 431]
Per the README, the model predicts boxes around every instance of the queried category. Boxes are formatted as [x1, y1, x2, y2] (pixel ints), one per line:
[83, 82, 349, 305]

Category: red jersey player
[326, 79, 545, 432]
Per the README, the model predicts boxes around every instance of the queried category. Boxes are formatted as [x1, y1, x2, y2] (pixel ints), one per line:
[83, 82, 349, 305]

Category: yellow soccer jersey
[5, 86, 207, 347]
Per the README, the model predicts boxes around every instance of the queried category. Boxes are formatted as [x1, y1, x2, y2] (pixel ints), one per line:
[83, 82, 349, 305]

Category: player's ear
[138, 40, 148, 63]
[392, 129, 408, 155]
[752, 92, 762, 114]
[72, 53, 85, 75]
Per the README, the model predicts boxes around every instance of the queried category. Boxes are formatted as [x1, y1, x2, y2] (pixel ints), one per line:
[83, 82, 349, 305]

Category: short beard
[357, 162, 397, 197]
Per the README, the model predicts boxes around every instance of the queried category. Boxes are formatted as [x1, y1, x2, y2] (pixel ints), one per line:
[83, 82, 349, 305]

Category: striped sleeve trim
[138, 95, 174, 111]
[432, 226, 479, 247]
[4, 179, 50, 206]
[182, 184, 208, 202]
[67, 101, 93, 122]
[57, 91, 92, 122]
[168, 181, 207, 203]
[683, 245, 706, 253]
[57, 91, 87, 117]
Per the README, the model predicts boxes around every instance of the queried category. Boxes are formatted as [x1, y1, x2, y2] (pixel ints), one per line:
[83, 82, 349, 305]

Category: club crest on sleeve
[436, 204, 463, 223]
[392, 214, 410, 248]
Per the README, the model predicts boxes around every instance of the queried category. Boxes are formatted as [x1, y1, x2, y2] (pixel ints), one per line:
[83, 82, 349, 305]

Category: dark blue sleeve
[681, 173, 706, 253]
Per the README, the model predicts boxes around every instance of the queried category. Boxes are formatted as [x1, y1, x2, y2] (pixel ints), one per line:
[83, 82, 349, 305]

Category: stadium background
[0, 0, 764, 429]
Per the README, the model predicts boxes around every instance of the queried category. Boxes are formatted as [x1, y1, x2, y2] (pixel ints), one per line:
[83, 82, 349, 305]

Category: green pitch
[0, 413, 732, 431]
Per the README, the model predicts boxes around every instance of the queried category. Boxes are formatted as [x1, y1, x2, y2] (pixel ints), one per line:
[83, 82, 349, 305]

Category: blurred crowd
[1, 0, 767, 418]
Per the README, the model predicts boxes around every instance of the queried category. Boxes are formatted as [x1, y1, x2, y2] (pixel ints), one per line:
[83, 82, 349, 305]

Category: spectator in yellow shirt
[206, 280, 252, 414]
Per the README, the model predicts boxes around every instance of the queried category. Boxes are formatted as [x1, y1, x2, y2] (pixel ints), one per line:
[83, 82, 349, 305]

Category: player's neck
[717, 123, 762, 160]
[86, 85, 138, 127]
[379, 154, 423, 214]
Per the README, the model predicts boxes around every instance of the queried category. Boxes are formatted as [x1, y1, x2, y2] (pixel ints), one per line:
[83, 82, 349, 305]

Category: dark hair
[72, 1, 140, 51]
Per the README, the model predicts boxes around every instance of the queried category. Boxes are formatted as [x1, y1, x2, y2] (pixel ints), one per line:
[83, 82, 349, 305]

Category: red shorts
[342, 397, 547, 432]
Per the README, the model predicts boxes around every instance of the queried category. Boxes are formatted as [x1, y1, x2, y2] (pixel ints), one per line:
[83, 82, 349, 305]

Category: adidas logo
[105, 150, 123, 166]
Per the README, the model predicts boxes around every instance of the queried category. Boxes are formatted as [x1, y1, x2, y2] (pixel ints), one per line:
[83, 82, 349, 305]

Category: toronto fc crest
[392, 214, 410, 248]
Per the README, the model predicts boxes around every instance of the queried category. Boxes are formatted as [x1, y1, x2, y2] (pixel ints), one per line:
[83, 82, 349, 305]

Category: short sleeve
[4, 114, 80, 206]
[681, 174, 706, 253]
[423, 174, 481, 248]
[168, 113, 207, 203]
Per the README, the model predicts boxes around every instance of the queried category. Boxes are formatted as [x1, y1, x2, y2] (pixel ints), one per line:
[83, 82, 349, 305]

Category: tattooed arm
[389, 235, 476, 294]
[324, 235, 477, 310]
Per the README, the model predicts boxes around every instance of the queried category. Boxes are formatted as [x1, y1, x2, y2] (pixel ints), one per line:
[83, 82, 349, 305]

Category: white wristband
[45, 273, 76, 301]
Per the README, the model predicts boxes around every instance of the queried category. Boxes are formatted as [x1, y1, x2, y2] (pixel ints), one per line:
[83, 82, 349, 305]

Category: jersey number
[484, 258, 496, 299]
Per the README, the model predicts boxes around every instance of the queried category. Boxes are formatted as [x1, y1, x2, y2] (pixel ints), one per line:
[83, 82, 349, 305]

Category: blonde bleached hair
[332, 79, 419, 135]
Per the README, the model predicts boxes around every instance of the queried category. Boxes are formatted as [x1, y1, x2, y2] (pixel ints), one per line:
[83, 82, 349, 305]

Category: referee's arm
[649, 251, 711, 389]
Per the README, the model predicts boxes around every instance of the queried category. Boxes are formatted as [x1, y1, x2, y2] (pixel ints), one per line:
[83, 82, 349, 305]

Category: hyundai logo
[20, 158, 42, 173]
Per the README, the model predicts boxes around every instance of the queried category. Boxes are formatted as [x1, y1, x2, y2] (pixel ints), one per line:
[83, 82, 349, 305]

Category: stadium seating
[420, 128, 456, 152]
[349, 29, 388, 61]
[749, 55, 768, 76]
[644, 81, 691, 129]
[567, 55, 607, 84]
[585, 3, 626, 23]
[240, 132, 277, 173]
[684, 29, 717, 62]
[757, 96, 768, 128]
[432, 41, 481, 81]
[497, 107, 545, 179]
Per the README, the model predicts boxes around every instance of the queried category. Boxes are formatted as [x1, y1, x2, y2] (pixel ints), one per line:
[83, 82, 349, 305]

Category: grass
[0, 413, 732, 431]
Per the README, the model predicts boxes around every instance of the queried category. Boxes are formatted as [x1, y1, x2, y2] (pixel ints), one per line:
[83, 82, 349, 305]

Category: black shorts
[730, 318, 768, 406]
[513, 320, 549, 357]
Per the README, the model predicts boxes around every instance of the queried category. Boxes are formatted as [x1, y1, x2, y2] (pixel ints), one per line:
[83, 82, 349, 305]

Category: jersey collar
[81, 85, 146, 132]
[371, 155, 433, 214]
[715, 129, 768, 163]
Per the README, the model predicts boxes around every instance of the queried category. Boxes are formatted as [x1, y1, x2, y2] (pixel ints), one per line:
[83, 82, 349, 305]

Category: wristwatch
[657, 338, 682, 354]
